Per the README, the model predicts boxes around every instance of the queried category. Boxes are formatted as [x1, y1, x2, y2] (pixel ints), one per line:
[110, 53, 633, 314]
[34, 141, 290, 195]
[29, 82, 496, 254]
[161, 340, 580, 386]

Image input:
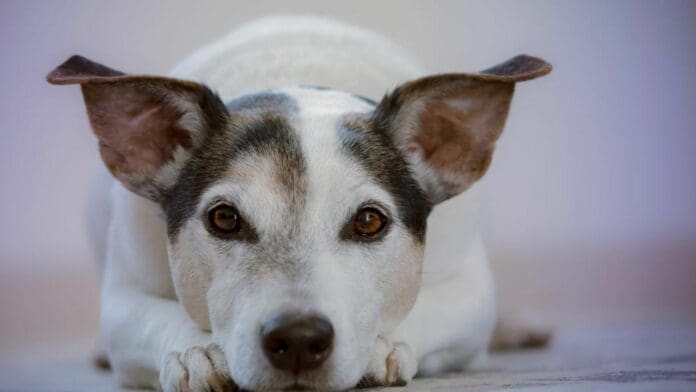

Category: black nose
[261, 313, 334, 373]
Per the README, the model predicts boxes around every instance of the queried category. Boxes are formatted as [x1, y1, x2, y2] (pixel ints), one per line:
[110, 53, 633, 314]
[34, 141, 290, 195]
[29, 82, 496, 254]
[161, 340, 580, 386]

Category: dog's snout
[261, 313, 334, 373]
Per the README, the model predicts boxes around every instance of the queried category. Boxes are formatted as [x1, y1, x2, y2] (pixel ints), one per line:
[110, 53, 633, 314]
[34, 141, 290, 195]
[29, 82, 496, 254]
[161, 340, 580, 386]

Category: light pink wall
[1, 0, 694, 349]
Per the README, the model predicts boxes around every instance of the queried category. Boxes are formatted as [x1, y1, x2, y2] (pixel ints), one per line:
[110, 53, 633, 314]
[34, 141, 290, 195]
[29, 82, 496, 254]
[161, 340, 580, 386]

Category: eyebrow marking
[225, 91, 298, 115]
[338, 116, 431, 241]
[298, 85, 377, 107]
[229, 114, 307, 206]
[165, 91, 306, 240]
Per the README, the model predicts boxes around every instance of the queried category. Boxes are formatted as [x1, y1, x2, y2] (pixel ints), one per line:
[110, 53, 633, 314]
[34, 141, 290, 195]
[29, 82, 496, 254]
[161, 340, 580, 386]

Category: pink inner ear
[83, 83, 193, 194]
[414, 100, 476, 173]
[409, 87, 510, 199]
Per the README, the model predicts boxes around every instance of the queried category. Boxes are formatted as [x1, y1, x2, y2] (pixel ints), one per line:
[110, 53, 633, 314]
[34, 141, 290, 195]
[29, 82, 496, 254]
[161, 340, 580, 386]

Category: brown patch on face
[223, 92, 303, 207]
[379, 241, 425, 329]
[339, 116, 431, 242]
[163, 100, 305, 241]
[227, 110, 306, 211]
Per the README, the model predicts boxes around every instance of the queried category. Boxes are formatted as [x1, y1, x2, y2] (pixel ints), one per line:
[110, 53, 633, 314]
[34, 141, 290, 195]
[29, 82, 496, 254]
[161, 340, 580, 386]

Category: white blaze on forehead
[283, 87, 375, 116]
[282, 88, 398, 237]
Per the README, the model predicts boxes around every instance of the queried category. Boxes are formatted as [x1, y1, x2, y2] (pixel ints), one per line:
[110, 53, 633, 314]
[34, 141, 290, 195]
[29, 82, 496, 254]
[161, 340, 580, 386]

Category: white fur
[94, 16, 496, 390]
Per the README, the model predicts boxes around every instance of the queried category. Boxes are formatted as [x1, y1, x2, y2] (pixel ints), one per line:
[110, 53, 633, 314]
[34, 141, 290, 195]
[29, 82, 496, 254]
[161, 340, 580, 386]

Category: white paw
[159, 343, 236, 392]
[358, 338, 417, 388]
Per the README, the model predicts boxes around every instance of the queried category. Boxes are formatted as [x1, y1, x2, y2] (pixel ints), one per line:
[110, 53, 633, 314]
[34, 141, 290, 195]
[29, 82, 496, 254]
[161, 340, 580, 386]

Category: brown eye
[353, 207, 387, 237]
[208, 204, 240, 235]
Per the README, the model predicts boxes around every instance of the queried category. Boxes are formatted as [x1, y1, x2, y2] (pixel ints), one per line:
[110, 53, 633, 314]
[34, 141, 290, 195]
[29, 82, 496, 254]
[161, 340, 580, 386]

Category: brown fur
[46, 55, 229, 201]
[373, 55, 551, 202]
[83, 82, 194, 189]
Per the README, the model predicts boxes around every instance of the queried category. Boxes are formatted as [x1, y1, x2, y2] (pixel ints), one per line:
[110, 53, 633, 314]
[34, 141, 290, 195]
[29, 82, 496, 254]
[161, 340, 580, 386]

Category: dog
[47, 16, 551, 391]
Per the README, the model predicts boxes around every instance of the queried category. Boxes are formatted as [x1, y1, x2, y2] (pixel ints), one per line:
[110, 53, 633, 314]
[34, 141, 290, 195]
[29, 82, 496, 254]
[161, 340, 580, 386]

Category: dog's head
[48, 55, 549, 390]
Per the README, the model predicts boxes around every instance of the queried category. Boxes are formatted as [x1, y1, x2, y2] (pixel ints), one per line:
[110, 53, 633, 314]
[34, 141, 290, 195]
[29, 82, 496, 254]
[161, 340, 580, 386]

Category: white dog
[47, 16, 551, 391]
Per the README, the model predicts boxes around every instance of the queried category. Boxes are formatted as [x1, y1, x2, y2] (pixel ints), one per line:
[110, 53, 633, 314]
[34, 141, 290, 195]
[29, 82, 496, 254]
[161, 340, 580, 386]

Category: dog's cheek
[167, 223, 219, 331]
[207, 278, 255, 388]
[378, 239, 425, 332]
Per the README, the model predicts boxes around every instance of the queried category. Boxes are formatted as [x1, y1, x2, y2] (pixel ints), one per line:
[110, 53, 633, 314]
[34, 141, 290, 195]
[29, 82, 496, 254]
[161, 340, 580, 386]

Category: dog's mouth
[280, 381, 313, 391]
[286, 383, 310, 391]
[237, 382, 313, 392]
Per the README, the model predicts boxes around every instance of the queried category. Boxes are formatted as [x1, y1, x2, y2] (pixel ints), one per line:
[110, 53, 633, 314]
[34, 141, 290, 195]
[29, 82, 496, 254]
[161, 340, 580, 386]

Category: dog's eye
[353, 207, 387, 237]
[207, 204, 240, 235]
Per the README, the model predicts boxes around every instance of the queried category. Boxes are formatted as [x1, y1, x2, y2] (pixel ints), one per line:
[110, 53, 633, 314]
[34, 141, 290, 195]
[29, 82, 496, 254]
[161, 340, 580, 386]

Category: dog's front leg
[101, 288, 235, 391]
[100, 187, 235, 391]
[392, 237, 497, 376]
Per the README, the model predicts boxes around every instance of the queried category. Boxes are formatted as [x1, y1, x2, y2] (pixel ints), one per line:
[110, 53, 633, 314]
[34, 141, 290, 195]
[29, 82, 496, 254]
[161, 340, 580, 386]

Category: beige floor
[1, 323, 695, 391]
[2, 242, 695, 391]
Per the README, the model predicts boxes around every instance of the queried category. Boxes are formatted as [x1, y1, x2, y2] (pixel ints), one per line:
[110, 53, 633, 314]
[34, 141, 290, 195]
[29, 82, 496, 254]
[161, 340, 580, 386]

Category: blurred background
[1, 0, 695, 364]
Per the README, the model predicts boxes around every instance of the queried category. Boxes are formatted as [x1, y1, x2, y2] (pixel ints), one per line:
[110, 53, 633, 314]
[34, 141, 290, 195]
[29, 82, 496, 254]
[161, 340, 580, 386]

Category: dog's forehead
[282, 86, 376, 114]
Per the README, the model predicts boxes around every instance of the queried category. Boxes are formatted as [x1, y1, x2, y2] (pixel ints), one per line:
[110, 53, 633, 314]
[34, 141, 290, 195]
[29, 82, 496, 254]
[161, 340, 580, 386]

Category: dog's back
[169, 16, 422, 101]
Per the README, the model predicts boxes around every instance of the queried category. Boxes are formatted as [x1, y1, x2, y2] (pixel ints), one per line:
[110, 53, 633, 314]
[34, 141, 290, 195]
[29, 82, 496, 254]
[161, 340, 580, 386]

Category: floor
[3, 240, 696, 392]
[1, 322, 695, 391]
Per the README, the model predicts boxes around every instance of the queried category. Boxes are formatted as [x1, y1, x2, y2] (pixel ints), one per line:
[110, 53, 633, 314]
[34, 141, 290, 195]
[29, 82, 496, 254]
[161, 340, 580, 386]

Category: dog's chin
[231, 360, 365, 391]
[294, 373, 361, 392]
[285, 383, 311, 391]
[236, 368, 362, 392]
[277, 381, 335, 391]
[237, 377, 357, 392]
[277, 378, 359, 391]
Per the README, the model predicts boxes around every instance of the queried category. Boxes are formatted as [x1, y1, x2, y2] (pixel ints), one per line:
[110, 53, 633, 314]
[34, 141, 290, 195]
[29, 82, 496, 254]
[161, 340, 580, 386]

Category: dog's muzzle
[261, 312, 334, 373]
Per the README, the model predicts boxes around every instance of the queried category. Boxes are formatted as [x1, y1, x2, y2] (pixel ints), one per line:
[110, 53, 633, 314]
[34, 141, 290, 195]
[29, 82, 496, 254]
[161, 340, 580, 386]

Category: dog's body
[51, 16, 550, 391]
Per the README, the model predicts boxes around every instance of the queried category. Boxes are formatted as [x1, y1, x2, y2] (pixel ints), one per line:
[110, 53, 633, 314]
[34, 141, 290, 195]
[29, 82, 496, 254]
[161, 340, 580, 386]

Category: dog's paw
[357, 338, 417, 388]
[159, 343, 236, 392]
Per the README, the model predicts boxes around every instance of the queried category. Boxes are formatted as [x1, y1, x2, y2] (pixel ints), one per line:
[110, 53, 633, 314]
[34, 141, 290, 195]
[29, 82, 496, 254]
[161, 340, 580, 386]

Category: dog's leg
[101, 289, 235, 391]
[391, 238, 497, 377]
[100, 187, 234, 391]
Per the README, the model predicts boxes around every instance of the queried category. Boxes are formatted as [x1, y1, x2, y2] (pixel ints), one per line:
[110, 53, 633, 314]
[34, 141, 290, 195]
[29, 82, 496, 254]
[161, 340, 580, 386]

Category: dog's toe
[159, 344, 235, 392]
[386, 342, 417, 385]
[358, 338, 416, 388]
[160, 352, 189, 392]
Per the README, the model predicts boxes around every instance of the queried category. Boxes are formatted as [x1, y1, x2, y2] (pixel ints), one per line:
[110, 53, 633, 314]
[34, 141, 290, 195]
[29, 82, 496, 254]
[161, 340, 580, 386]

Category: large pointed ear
[47, 55, 228, 202]
[373, 55, 551, 203]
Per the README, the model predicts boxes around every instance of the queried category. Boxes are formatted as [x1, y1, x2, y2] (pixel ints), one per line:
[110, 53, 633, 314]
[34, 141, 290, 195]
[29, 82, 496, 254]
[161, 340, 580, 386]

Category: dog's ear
[47, 55, 228, 202]
[373, 55, 551, 203]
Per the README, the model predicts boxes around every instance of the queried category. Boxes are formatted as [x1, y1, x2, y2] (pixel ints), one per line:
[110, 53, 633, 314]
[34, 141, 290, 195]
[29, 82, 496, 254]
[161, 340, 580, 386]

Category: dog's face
[48, 55, 550, 390]
[167, 87, 430, 389]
